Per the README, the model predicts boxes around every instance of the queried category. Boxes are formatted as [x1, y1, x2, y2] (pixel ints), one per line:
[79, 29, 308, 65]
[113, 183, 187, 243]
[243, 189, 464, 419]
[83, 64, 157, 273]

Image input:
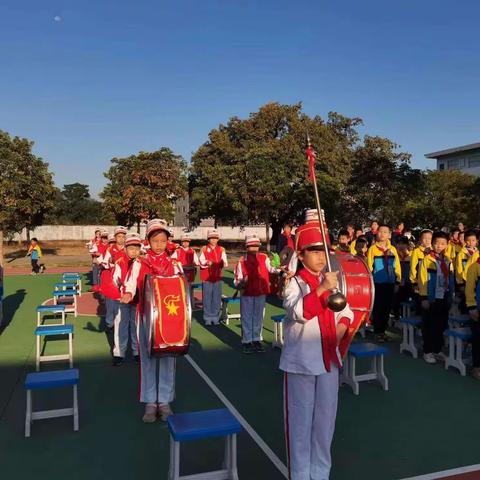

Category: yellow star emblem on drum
[164, 295, 181, 316]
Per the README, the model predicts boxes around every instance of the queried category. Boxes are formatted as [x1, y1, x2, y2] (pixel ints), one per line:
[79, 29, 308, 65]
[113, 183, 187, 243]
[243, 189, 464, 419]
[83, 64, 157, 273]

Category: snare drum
[143, 275, 192, 357]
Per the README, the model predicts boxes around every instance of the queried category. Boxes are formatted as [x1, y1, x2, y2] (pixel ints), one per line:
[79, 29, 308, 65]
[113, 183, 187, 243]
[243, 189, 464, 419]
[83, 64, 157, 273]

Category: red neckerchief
[146, 249, 175, 277]
[466, 246, 477, 256]
[298, 268, 339, 371]
[376, 243, 392, 276]
[283, 232, 294, 250]
[430, 251, 449, 284]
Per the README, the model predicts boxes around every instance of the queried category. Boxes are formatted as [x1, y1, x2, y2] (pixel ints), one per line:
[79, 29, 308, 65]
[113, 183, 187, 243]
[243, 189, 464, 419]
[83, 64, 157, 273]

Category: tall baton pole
[307, 135, 347, 312]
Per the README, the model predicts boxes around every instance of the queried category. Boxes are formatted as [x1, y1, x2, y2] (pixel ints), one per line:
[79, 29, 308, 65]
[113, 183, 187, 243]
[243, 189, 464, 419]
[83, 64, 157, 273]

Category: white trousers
[240, 295, 266, 343]
[113, 303, 139, 357]
[105, 298, 119, 328]
[284, 368, 339, 480]
[138, 317, 176, 404]
[202, 281, 222, 324]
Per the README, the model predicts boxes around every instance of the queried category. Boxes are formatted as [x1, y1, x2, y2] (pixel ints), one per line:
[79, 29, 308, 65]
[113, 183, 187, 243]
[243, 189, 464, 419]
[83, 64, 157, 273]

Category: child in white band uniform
[280, 218, 353, 480]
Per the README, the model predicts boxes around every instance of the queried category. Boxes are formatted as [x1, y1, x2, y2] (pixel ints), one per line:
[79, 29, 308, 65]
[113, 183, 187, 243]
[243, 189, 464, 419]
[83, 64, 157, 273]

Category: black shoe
[112, 356, 124, 366]
[242, 343, 254, 354]
[134, 355, 140, 363]
[253, 341, 265, 353]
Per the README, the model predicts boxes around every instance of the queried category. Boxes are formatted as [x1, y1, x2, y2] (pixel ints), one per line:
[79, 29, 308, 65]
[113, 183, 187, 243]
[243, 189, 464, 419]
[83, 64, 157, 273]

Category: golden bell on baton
[327, 289, 347, 312]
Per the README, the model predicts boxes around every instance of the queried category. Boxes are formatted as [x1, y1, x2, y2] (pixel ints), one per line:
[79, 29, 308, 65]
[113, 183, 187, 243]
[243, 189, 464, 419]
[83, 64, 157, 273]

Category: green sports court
[1, 271, 479, 480]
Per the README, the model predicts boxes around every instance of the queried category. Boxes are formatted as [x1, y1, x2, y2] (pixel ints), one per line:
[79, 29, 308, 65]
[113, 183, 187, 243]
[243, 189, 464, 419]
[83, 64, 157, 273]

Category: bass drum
[330, 253, 375, 357]
[143, 274, 192, 358]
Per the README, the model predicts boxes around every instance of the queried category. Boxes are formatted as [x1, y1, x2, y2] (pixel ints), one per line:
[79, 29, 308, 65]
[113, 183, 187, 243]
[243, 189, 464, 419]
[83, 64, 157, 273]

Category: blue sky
[1, 0, 479, 197]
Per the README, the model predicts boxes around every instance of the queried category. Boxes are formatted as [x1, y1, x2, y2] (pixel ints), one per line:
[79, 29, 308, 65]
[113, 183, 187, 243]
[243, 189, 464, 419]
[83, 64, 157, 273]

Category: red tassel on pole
[306, 135, 316, 182]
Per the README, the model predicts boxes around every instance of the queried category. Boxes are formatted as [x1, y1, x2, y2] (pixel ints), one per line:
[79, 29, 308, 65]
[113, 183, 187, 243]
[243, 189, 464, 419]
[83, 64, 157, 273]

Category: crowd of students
[332, 220, 480, 379]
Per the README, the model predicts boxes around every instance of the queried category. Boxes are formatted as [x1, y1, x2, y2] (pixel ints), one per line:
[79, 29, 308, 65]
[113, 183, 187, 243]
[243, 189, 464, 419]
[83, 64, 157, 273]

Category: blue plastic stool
[445, 327, 472, 376]
[271, 314, 285, 348]
[35, 324, 74, 371]
[62, 273, 82, 296]
[449, 315, 470, 328]
[167, 408, 242, 480]
[399, 317, 422, 358]
[53, 289, 78, 317]
[54, 281, 77, 290]
[36, 304, 66, 326]
[25, 369, 79, 437]
[221, 296, 241, 325]
[341, 342, 389, 395]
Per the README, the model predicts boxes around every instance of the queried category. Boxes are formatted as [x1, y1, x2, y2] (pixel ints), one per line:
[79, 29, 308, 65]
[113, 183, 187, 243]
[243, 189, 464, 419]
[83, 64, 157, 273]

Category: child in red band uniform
[234, 234, 280, 354]
[199, 229, 228, 325]
[121, 219, 183, 423]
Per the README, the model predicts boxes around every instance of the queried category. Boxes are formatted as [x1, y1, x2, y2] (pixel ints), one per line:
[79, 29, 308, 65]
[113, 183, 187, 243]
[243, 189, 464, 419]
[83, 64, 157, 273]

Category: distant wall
[12, 225, 271, 242]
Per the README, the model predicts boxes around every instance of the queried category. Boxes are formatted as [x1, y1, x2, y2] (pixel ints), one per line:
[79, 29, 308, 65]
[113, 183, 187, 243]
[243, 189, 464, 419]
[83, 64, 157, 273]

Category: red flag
[306, 136, 316, 182]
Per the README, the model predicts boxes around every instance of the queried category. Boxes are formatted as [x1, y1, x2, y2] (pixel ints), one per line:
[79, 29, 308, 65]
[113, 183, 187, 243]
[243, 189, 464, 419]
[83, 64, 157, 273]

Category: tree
[45, 183, 114, 225]
[101, 148, 187, 229]
[343, 135, 423, 226]
[403, 170, 476, 229]
[189, 102, 362, 248]
[0, 130, 56, 237]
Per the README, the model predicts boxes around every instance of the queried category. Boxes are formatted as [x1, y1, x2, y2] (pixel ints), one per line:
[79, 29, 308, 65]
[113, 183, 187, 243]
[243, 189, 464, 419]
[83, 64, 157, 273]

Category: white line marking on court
[185, 354, 289, 479]
[399, 464, 480, 480]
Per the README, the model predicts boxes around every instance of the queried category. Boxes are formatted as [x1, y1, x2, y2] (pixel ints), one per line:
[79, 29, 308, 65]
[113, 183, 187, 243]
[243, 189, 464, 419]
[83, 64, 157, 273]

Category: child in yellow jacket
[409, 229, 433, 286]
[367, 225, 401, 342]
[418, 231, 454, 365]
[455, 230, 478, 284]
[27, 238, 44, 275]
[466, 258, 480, 380]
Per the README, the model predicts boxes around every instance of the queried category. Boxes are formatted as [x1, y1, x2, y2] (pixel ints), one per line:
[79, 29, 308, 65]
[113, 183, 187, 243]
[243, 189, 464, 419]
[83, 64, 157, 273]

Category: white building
[425, 142, 480, 176]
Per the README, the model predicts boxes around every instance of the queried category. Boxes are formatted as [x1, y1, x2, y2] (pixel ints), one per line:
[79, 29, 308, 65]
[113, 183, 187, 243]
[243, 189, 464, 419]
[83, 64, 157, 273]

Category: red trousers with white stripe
[284, 367, 339, 480]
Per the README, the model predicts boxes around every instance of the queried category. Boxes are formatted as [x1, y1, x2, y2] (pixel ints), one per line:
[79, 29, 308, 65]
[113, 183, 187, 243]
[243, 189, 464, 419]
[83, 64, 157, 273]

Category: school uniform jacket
[465, 259, 480, 310]
[418, 252, 454, 303]
[455, 247, 479, 284]
[409, 246, 430, 285]
[234, 252, 278, 296]
[366, 241, 401, 284]
[279, 268, 354, 376]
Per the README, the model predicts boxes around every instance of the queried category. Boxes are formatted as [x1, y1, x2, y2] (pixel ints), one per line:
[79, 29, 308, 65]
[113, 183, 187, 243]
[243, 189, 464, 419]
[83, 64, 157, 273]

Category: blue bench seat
[168, 408, 241, 442]
[25, 369, 79, 390]
[35, 324, 74, 336]
[348, 342, 388, 358]
[36, 304, 66, 312]
[53, 289, 77, 297]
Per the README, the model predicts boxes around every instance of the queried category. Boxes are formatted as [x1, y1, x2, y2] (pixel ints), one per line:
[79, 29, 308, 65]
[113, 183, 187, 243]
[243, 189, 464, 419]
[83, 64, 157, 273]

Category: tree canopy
[0, 130, 56, 235]
[189, 102, 363, 246]
[101, 148, 187, 228]
[45, 183, 114, 225]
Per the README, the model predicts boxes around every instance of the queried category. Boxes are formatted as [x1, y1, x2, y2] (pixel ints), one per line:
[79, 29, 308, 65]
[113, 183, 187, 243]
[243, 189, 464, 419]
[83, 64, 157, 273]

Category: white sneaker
[423, 353, 437, 364]
[434, 352, 447, 362]
[204, 320, 212, 326]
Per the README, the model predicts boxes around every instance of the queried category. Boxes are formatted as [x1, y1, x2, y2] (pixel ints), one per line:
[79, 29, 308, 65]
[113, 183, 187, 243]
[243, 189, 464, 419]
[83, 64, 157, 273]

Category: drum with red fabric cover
[330, 253, 375, 357]
[143, 275, 192, 357]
